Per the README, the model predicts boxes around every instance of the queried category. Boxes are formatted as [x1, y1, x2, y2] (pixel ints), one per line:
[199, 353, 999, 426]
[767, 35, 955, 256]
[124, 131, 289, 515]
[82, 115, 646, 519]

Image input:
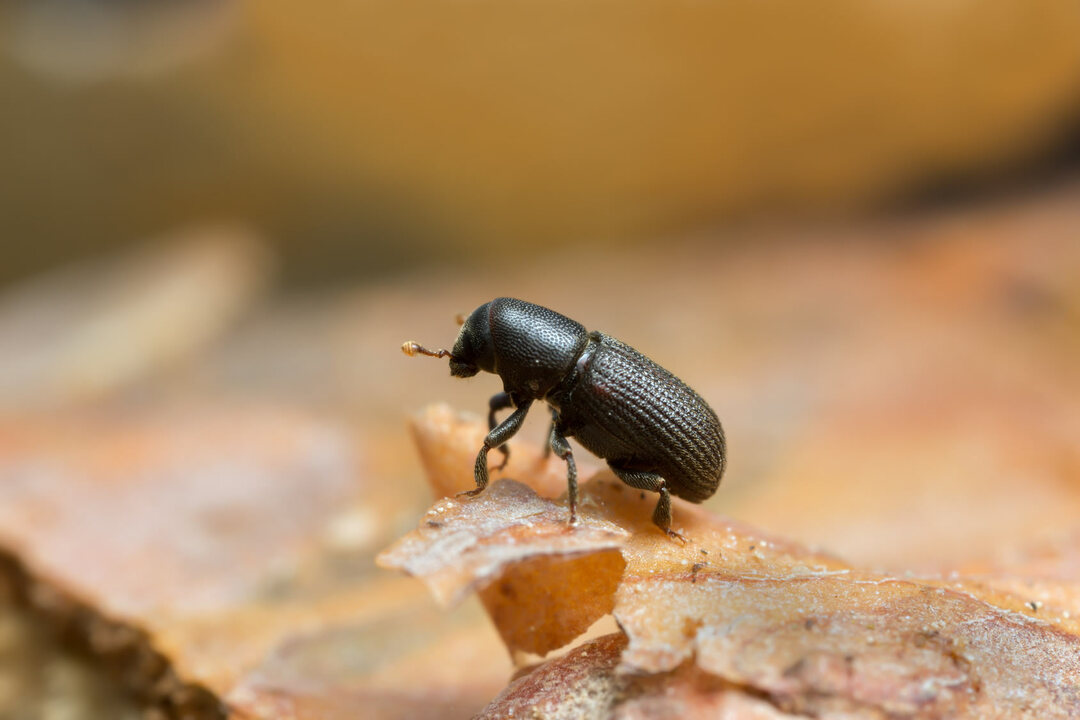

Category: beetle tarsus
[665, 528, 689, 544]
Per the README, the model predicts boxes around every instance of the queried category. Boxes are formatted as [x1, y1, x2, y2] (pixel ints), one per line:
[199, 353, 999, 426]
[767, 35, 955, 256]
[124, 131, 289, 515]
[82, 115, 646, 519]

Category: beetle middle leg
[537, 408, 557, 459]
[608, 464, 687, 542]
[464, 401, 532, 498]
[548, 428, 578, 525]
[487, 392, 514, 470]
[537, 408, 561, 459]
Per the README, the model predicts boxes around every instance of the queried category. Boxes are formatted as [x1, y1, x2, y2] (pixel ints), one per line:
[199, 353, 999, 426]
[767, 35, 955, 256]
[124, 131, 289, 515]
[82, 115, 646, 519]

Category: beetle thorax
[487, 298, 589, 401]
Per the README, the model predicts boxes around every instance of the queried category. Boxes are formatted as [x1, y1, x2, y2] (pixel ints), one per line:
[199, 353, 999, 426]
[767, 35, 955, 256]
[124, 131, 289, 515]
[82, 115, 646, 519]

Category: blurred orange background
[2, 0, 1079, 285]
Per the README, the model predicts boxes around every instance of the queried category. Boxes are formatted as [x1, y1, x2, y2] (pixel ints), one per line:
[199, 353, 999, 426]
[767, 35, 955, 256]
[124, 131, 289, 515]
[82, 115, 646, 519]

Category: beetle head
[449, 302, 496, 378]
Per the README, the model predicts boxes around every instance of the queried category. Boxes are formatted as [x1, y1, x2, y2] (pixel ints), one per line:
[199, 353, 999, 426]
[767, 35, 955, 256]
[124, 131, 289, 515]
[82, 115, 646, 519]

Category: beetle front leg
[463, 401, 532, 498]
[549, 429, 578, 525]
[487, 392, 515, 470]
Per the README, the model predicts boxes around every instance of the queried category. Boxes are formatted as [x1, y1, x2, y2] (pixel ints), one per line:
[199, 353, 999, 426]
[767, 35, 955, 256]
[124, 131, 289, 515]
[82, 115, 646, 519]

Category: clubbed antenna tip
[401, 341, 455, 360]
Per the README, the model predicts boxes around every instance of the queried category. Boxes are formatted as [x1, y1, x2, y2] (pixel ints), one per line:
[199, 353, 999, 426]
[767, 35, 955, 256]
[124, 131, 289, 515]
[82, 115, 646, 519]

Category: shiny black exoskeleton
[402, 297, 726, 539]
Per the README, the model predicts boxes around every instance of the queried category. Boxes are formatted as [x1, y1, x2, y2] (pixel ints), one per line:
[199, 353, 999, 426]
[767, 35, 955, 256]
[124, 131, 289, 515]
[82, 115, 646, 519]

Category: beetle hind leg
[608, 465, 687, 543]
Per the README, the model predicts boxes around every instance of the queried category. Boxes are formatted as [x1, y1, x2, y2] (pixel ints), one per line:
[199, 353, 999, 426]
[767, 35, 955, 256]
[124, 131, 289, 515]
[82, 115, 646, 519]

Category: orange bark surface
[385, 408, 1080, 718]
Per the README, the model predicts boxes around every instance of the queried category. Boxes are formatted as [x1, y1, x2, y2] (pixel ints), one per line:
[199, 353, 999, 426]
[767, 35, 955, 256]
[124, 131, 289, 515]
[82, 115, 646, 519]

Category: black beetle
[402, 297, 725, 540]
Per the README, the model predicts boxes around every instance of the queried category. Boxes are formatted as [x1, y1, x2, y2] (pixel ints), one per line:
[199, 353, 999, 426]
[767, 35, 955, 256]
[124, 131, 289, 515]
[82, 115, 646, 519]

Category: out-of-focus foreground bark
[1, 184, 1080, 717]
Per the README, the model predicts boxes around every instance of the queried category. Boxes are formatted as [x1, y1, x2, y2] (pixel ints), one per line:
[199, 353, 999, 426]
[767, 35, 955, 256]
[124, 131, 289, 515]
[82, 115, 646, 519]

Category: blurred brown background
[3, 0, 1080, 286]
[2, 1, 1080, 718]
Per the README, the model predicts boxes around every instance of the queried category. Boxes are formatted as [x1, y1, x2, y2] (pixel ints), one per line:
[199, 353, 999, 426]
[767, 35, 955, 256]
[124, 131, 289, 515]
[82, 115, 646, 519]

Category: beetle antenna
[402, 341, 455, 361]
[454, 312, 466, 326]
